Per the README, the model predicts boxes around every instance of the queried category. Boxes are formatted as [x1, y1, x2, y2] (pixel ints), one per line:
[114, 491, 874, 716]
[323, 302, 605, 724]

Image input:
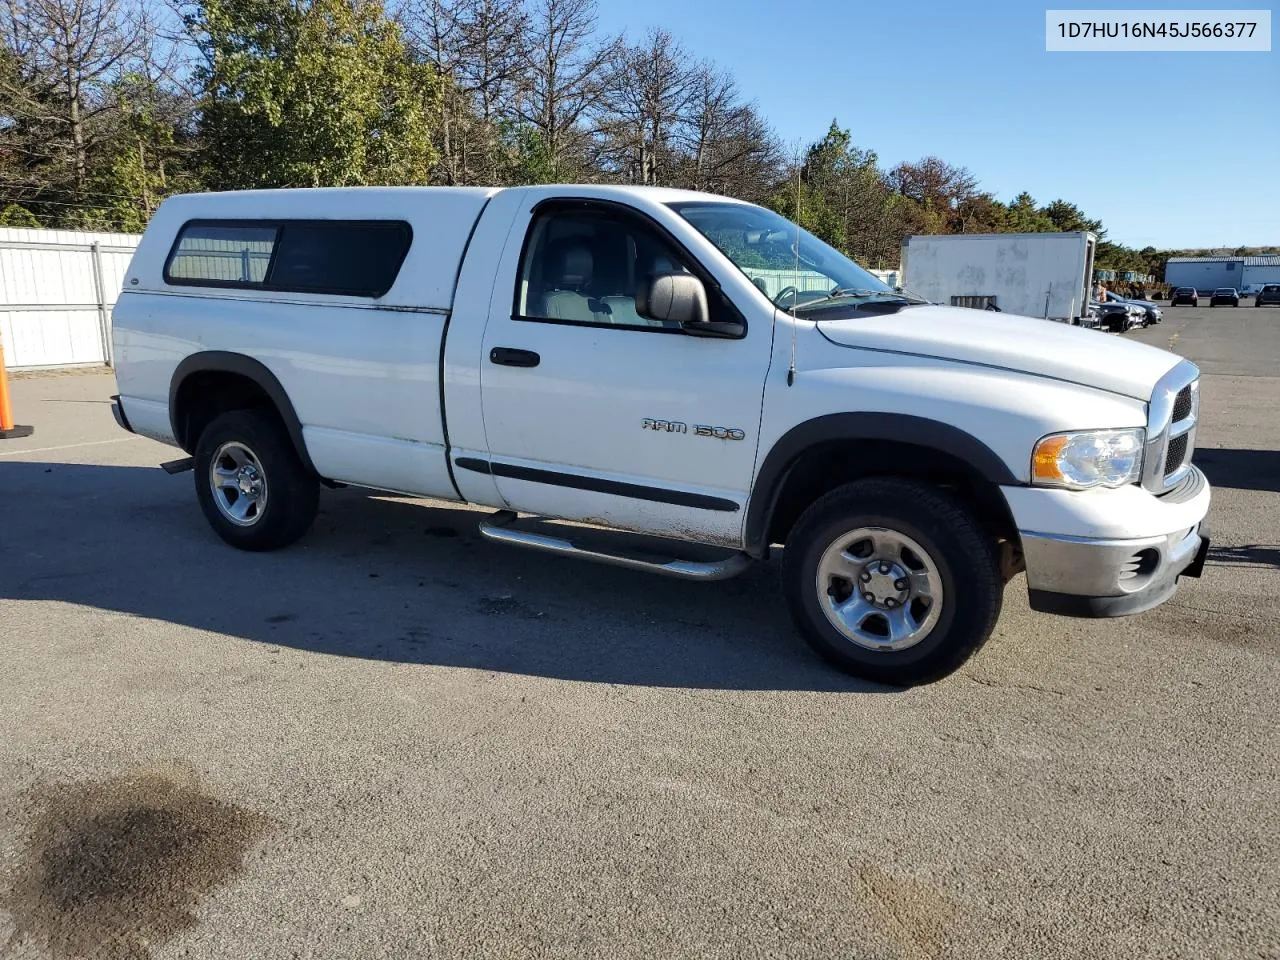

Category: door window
[515, 208, 703, 330]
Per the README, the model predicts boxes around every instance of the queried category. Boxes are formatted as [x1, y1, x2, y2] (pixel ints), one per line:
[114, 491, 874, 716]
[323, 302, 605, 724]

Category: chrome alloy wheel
[209, 441, 269, 527]
[815, 526, 944, 651]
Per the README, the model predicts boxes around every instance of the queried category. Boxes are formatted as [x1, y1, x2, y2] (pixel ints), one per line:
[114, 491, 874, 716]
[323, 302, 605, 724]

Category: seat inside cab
[518, 212, 683, 328]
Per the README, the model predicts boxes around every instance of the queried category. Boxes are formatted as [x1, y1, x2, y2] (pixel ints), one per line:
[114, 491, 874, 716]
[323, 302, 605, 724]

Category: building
[1164, 256, 1245, 293]
[1243, 255, 1280, 290]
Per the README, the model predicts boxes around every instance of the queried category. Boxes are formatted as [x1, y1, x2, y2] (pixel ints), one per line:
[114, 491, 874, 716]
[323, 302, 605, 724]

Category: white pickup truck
[110, 185, 1211, 685]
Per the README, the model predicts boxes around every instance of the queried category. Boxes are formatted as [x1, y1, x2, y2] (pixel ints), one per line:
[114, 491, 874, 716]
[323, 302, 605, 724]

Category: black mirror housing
[637, 272, 709, 326]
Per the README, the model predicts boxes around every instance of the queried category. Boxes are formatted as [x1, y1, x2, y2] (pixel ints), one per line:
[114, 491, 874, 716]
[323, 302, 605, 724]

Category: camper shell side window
[164, 219, 413, 298]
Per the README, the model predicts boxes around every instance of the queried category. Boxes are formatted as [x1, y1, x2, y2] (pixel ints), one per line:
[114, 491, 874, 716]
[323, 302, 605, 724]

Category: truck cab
[110, 186, 1211, 685]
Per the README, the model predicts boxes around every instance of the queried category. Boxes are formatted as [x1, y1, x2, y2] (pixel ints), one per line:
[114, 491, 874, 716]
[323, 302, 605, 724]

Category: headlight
[1031, 428, 1145, 489]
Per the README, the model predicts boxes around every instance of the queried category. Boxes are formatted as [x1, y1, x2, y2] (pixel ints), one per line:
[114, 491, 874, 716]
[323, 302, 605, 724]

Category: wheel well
[172, 370, 277, 452]
[764, 439, 1019, 549]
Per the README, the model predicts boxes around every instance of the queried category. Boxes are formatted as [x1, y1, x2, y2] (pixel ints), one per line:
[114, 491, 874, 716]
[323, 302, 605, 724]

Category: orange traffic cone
[0, 342, 35, 439]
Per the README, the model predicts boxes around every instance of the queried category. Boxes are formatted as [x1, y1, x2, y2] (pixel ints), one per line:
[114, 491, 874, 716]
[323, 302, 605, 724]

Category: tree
[889, 156, 980, 232]
[0, 0, 148, 221]
[516, 0, 616, 179]
[1039, 198, 1104, 236]
[192, 0, 440, 189]
[954, 193, 1009, 233]
[594, 28, 693, 186]
[675, 64, 780, 203]
[401, 0, 526, 185]
[1003, 191, 1055, 232]
[86, 68, 201, 230]
[772, 122, 904, 267]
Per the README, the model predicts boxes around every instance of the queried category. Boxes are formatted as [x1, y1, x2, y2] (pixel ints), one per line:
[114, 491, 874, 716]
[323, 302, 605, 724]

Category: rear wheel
[194, 410, 319, 551]
[782, 479, 1002, 685]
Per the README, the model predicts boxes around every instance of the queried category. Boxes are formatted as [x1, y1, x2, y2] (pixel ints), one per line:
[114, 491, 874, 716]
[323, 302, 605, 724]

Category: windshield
[668, 201, 909, 315]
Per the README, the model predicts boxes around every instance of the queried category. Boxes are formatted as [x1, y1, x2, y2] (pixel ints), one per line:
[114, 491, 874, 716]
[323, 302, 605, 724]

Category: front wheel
[194, 410, 320, 551]
[782, 479, 1002, 685]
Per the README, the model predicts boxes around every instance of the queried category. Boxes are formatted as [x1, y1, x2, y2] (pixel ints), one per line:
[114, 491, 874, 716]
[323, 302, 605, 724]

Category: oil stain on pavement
[2, 768, 270, 960]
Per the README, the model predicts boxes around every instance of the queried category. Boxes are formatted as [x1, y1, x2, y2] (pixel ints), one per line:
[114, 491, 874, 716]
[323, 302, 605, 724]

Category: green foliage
[496, 122, 557, 185]
[192, 0, 440, 189]
[768, 121, 904, 267]
[1002, 192, 1055, 232]
[0, 203, 41, 227]
[80, 73, 202, 232]
[1, 0, 1258, 274]
[1040, 198, 1104, 236]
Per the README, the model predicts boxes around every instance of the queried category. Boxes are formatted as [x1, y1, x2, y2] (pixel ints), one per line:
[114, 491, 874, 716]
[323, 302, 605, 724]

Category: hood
[816, 304, 1178, 400]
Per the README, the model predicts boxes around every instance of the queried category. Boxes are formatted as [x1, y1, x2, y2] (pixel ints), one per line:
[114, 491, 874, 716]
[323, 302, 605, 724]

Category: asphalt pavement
[0, 304, 1276, 959]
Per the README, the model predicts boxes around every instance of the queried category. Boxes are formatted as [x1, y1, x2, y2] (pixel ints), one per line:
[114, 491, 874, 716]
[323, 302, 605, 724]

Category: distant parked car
[1104, 291, 1162, 325]
[1170, 287, 1199, 307]
[1090, 299, 1140, 332]
[1256, 284, 1280, 307]
[1210, 287, 1240, 307]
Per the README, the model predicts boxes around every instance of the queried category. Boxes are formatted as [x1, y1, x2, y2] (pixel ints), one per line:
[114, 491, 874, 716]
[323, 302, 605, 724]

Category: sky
[594, 0, 1279, 249]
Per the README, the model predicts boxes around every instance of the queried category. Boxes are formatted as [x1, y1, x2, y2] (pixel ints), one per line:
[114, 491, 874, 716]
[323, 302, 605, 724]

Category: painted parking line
[0, 436, 145, 458]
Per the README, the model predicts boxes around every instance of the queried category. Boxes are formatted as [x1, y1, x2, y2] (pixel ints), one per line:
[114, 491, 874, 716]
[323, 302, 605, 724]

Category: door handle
[490, 347, 540, 368]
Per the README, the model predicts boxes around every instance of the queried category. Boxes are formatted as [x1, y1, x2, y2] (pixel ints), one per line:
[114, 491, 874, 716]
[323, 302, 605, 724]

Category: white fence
[746, 267, 835, 298]
[744, 267, 901, 298]
[0, 227, 141, 370]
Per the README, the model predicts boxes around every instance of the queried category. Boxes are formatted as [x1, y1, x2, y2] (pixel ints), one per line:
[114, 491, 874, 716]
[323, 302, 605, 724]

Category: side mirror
[637, 272, 709, 326]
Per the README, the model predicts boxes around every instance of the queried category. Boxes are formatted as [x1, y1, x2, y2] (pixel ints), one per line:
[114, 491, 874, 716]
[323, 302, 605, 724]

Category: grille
[1165, 433, 1189, 475]
[1172, 386, 1193, 423]
[950, 295, 997, 310]
[1147, 366, 1200, 492]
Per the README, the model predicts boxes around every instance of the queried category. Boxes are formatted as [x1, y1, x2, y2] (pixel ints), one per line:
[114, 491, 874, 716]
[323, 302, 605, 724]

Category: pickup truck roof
[128, 185, 751, 313]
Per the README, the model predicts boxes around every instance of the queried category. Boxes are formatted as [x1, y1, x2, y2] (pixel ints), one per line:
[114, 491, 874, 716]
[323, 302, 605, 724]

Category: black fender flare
[743, 413, 1020, 557]
[169, 351, 316, 475]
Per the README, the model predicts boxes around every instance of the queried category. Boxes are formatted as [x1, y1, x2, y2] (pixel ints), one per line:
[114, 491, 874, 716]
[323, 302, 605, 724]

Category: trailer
[901, 231, 1097, 324]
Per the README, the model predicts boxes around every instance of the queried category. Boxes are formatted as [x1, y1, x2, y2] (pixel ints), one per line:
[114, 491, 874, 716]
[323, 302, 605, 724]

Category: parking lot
[1, 305, 1276, 959]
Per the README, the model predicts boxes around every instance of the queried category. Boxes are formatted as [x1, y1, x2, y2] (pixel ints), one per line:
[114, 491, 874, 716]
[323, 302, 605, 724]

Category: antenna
[788, 145, 800, 387]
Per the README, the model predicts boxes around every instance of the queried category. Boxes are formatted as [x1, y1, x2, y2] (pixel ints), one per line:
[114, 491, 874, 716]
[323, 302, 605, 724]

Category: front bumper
[1024, 523, 1208, 617]
[1007, 466, 1211, 618]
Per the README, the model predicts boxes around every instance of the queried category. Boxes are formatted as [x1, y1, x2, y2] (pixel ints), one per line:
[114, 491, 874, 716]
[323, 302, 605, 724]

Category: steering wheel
[773, 285, 799, 307]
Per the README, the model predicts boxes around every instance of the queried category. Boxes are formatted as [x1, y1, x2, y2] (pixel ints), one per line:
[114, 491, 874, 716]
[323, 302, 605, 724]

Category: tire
[782, 479, 1002, 686]
[193, 409, 319, 551]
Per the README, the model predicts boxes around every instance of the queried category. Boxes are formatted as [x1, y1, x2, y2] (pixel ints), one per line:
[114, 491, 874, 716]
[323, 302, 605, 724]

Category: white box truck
[901, 232, 1097, 324]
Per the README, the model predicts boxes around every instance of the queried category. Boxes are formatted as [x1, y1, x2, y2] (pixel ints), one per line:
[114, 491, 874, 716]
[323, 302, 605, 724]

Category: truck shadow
[1207, 544, 1280, 569]
[1194, 448, 1280, 493]
[0, 461, 888, 694]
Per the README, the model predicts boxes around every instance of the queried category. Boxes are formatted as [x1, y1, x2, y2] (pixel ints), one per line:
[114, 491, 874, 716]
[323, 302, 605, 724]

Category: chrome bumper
[1022, 523, 1208, 618]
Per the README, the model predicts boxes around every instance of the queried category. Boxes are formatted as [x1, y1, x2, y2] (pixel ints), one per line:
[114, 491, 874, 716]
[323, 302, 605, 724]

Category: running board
[160, 457, 195, 474]
[477, 510, 752, 581]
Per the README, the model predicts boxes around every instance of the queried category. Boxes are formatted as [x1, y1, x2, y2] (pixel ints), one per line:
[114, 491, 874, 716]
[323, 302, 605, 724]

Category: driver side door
[471, 197, 775, 547]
